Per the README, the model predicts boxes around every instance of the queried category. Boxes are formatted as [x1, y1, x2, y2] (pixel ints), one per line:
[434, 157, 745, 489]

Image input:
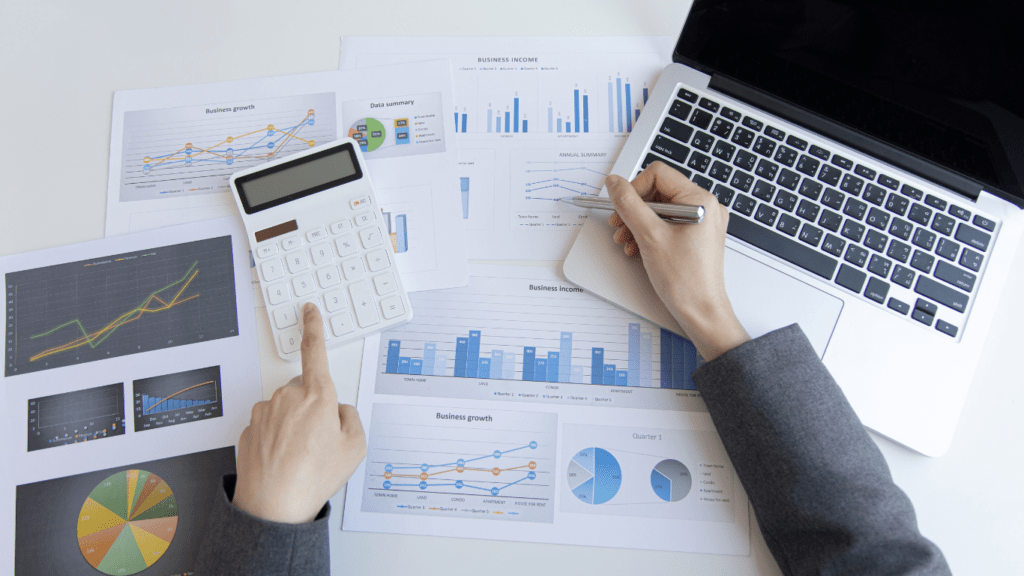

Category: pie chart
[77, 470, 178, 575]
[650, 459, 692, 502]
[567, 447, 622, 505]
[348, 118, 387, 152]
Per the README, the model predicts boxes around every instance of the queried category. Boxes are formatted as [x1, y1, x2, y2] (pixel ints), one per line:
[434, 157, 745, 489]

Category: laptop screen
[674, 0, 1024, 203]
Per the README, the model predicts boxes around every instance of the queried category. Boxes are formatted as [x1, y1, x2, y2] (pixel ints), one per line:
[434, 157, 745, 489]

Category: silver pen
[558, 196, 704, 224]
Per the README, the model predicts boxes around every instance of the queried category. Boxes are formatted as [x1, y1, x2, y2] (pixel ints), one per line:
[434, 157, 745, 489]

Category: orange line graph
[144, 380, 216, 413]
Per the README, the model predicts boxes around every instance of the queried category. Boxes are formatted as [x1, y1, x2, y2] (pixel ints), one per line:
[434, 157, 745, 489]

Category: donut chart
[650, 459, 692, 502]
[348, 118, 387, 152]
[77, 470, 178, 575]
[567, 447, 622, 505]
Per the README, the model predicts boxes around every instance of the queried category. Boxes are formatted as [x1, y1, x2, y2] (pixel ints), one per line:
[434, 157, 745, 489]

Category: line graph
[382, 441, 540, 497]
[523, 162, 608, 201]
[510, 149, 614, 229]
[133, 366, 223, 431]
[5, 237, 239, 377]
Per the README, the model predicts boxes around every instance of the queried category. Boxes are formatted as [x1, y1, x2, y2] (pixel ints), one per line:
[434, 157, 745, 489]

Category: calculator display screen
[235, 143, 362, 214]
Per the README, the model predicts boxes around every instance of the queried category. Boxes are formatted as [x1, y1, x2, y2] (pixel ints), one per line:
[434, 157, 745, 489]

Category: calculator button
[354, 211, 376, 227]
[261, 259, 285, 281]
[280, 329, 302, 354]
[373, 272, 398, 295]
[311, 242, 334, 265]
[359, 227, 383, 248]
[267, 283, 291, 306]
[324, 289, 349, 312]
[256, 244, 279, 259]
[272, 305, 298, 329]
[336, 235, 359, 257]
[330, 312, 356, 337]
[282, 236, 303, 251]
[330, 220, 352, 234]
[292, 274, 316, 296]
[381, 296, 406, 320]
[349, 281, 380, 327]
[366, 249, 391, 272]
[307, 227, 329, 242]
[317, 265, 342, 288]
[341, 258, 366, 280]
[351, 196, 372, 210]
[286, 251, 310, 273]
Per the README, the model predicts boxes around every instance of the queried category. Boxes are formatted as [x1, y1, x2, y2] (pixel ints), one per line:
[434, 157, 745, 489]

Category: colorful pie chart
[77, 470, 178, 575]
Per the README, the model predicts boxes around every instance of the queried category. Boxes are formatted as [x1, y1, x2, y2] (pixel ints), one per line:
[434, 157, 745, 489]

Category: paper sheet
[339, 36, 675, 260]
[0, 217, 262, 573]
[340, 264, 749, 556]
[104, 61, 468, 292]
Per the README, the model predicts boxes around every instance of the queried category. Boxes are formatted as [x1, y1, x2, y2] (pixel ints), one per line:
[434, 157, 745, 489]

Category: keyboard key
[932, 213, 956, 236]
[835, 264, 867, 293]
[915, 298, 938, 317]
[733, 194, 757, 216]
[698, 97, 720, 112]
[796, 199, 820, 221]
[865, 229, 888, 252]
[282, 235, 303, 251]
[373, 272, 399, 295]
[730, 171, 754, 192]
[901, 184, 924, 200]
[330, 312, 356, 337]
[795, 154, 821, 177]
[818, 164, 842, 187]
[267, 283, 291, 305]
[786, 135, 808, 150]
[330, 220, 352, 235]
[687, 151, 711, 172]
[652, 135, 690, 162]
[798, 178, 823, 201]
[316, 265, 341, 288]
[935, 319, 958, 337]
[752, 136, 776, 157]
[765, 126, 785, 140]
[777, 213, 800, 236]
[866, 207, 890, 231]
[359, 226, 384, 249]
[865, 277, 889, 303]
[818, 209, 842, 232]
[798, 223, 824, 247]
[777, 169, 801, 190]
[949, 205, 971, 221]
[354, 211, 377, 226]
[261, 259, 285, 282]
[731, 127, 756, 148]
[677, 89, 698, 103]
[831, 154, 854, 170]
[843, 198, 867, 220]
[691, 131, 715, 152]
[886, 239, 911, 263]
[349, 281, 381, 327]
[689, 109, 714, 130]
[366, 248, 393, 272]
[754, 204, 779, 227]
[845, 244, 869, 267]
[891, 265, 915, 288]
[713, 140, 737, 162]
[924, 194, 947, 210]
[660, 116, 695, 141]
[280, 329, 302, 354]
[273, 305, 298, 329]
[862, 184, 887, 205]
[908, 203, 933, 226]
[307, 227, 329, 242]
[727, 215, 838, 279]
[911, 250, 935, 274]
[669, 100, 693, 120]
[809, 144, 830, 161]
[959, 248, 983, 272]
[721, 106, 742, 122]
[885, 193, 910, 216]
[934, 260, 976, 293]
[821, 233, 846, 256]
[821, 187, 845, 210]
[888, 218, 913, 241]
[742, 116, 764, 131]
[643, 153, 691, 178]
[324, 289, 349, 312]
[774, 145, 798, 167]
[915, 276, 968, 313]
[751, 180, 776, 202]
[286, 251, 310, 273]
[712, 184, 736, 206]
[341, 257, 366, 280]
[841, 220, 866, 242]
[336, 235, 359, 257]
[710, 118, 734, 139]
[878, 174, 900, 190]
[854, 165, 877, 180]
[733, 149, 758, 171]
[954, 223, 991, 252]
[292, 274, 316, 297]
[972, 215, 996, 231]
[709, 161, 733, 182]
[868, 254, 892, 278]
[692, 174, 715, 192]
[774, 190, 798, 212]
[256, 244, 279, 259]
[912, 309, 934, 326]
[755, 159, 779, 181]
[840, 174, 866, 196]
[380, 295, 407, 320]
[912, 228, 936, 250]
[888, 298, 910, 315]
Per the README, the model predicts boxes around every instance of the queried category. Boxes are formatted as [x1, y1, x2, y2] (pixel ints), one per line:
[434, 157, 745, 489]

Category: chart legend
[27, 383, 126, 452]
[133, 366, 223, 432]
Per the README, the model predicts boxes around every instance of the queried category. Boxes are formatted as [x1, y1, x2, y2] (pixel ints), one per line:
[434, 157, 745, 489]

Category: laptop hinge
[708, 74, 991, 203]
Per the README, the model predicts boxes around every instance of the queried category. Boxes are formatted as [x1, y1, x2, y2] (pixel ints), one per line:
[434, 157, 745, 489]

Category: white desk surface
[2, 1, 1022, 574]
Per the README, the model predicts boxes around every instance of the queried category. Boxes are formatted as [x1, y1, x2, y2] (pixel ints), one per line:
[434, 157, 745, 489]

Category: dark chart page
[133, 365, 224, 432]
[5, 236, 238, 377]
[27, 383, 126, 452]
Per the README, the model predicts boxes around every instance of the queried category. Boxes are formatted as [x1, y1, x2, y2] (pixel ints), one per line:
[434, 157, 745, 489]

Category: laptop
[564, 0, 1024, 456]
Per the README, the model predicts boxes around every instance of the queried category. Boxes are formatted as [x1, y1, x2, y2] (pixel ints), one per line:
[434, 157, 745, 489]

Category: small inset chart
[348, 117, 408, 152]
[381, 210, 409, 254]
[567, 447, 622, 505]
[341, 93, 446, 159]
[510, 147, 615, 229]
[27, 383, 126, 452]
[133, 366, 223, 432]
[77, 470, 177, 575]
[651, 459, 692, 502]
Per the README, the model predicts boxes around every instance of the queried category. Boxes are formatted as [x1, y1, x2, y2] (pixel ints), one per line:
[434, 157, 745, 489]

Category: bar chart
[382, 211, 410, 254]
[132, 366, 223, 432]
[26, 383, 126, 452]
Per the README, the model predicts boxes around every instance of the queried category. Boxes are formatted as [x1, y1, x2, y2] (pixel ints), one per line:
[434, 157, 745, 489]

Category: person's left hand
[232, 304, 367, 524]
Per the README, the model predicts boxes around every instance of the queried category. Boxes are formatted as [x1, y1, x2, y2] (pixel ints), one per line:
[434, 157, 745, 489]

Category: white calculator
[229, 138, 413, 361]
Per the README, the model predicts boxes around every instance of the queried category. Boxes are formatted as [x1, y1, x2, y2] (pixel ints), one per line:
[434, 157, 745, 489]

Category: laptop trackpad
[724, 247, 843, 358]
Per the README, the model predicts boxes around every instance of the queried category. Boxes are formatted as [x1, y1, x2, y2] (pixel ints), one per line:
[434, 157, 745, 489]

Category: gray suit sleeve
[693, 324, 950, 576]
[193, 474, 331, 575]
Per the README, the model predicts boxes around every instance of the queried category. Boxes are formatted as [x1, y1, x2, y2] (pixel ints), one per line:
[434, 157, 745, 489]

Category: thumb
[605, 175, 665, 243]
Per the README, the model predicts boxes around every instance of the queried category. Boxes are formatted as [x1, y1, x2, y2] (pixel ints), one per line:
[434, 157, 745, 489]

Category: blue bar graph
[435, 354, 448, 377]
[141, 394, 213, 414]
[548, 107, 553, 132]
[454, 112, 458, 132]
[608, 81, 614, 132]
[643, 87, 649, 104]
[591, 348, 604, 384]
[616, 78, 623, 132]
[583, 95, 589, 132]
[478, 357, 491, 379]
[626, 83, 632, 132]
[603, 364, 616, 385]
[559, 332, 572, 383]
[487, 109, 493, 133]
[454, 337, 469, 378]
[491, 350, 504, 378]
[523, 120, 528, 133]
[566, 122, 571, 132]
[460, 178, 470, 219]
[505, 111, 510, 133]
[523, 347, 536, 381]
[395, 215, 408, 253]
[386, 340, 401, 373]
[467, 330, 481, 378]
[496, 115, 500, 133]
[423, 343, 436, 376]
[503, 352, 515, 380]
[398, 357, 411, 374]
[546, 352, 559, 382]
[627, 323, 640, 386]
[514, 98, 519, 133]
[574, 89, 580, 133]
[558, 118, 563, 132]
[615, 370, 628, 386]
[410, 359, 423, 375]
[461, 113, 467, 133]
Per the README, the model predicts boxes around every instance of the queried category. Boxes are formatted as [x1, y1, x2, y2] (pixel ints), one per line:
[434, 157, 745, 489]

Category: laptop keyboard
[636, 87, 1001, 340]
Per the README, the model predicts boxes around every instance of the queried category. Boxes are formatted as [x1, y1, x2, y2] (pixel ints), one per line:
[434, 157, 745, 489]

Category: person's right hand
[606, 162, 750, 361]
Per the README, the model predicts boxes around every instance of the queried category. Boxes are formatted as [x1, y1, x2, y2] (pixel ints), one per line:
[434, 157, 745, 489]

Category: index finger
[300, 303, 335, 396]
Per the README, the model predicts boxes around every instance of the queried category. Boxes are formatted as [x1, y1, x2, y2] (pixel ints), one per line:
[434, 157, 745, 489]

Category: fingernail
[605, 175, 623, 192]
